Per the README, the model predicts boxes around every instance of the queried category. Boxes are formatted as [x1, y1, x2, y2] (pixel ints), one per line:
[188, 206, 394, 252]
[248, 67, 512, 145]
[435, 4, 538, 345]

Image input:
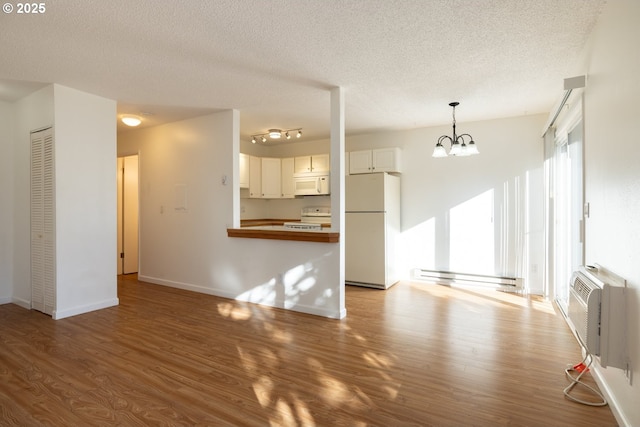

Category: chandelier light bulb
[466, 140, 479, 155]
[432, 142, 447, 158]
[449, 142, 462, 156]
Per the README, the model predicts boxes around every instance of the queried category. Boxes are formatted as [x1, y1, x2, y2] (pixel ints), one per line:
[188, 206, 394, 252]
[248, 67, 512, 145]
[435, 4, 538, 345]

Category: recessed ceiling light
[121, 116, 142, 127]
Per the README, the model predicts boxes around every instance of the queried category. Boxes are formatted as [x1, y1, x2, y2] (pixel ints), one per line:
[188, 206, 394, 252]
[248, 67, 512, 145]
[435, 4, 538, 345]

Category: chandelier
[432, 102, 479, 157]
[251, 128, 302, 143]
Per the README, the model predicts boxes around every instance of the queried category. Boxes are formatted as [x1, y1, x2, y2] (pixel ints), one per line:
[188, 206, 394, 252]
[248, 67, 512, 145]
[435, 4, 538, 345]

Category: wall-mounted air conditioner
[566, 266, 627, 369]
[567, 270, 601, 354]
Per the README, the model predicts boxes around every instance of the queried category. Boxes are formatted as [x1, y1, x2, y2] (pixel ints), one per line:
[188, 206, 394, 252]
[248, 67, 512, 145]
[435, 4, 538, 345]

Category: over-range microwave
[294, 174, 330, 196]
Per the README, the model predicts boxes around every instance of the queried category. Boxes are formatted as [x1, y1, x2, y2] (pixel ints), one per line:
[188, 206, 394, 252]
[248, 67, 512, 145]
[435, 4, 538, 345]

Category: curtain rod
[542, 75, 586, 135]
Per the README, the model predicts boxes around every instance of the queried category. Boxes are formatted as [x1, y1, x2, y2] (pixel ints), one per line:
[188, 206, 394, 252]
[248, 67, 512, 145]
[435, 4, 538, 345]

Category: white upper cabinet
[348, 150, 372, 174]
[261, 157, 282, 199]
[281, 157, 295, 198]
[294, 154, 330, 175]
[372, 148, 401, 172]
[242, 152, 330, 198]
[349, 148, 401, 174]
[239, 153, 249, 189]
[249, 155, 262, 198]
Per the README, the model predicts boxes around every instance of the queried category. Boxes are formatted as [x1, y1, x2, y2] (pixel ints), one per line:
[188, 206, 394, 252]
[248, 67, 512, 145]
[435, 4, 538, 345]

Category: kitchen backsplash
[241, 196, 331, 220]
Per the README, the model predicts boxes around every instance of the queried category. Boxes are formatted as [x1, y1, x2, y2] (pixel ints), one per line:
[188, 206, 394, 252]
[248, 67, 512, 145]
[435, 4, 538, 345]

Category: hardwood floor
[0, 276, 617, 426]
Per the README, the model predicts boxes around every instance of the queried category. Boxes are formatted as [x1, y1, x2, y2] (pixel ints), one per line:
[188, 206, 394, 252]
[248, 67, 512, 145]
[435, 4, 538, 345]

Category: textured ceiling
[0, 0, 605, 141]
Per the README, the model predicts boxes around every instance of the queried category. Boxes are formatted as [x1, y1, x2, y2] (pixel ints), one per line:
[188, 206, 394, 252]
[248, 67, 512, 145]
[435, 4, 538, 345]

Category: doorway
[546, 99, 584, 312]
[553, 120, 584, 311]
[117, 155, 139, 275]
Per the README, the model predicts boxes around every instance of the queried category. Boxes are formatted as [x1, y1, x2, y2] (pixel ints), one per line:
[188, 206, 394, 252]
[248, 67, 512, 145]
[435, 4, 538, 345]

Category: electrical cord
[563, 352, 608, 407]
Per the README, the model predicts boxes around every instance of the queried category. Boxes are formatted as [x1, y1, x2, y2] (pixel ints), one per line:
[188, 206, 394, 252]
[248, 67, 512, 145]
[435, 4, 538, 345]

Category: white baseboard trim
[139, 275, 345, 319]
[139, 274, 234, 297]
[592, 364, 630, 427]
[52, 298, 119, 320]
[11, 297, 31, 310]
[0, 296, 11, 305]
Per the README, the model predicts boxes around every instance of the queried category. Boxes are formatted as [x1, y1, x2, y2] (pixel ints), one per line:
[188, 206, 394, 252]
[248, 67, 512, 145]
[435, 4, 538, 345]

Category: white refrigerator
[345, 172, 400, 289]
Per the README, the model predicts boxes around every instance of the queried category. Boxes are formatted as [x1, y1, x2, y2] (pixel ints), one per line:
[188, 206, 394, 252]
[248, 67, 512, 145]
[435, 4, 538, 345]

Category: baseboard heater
[412, 269, 523, 290]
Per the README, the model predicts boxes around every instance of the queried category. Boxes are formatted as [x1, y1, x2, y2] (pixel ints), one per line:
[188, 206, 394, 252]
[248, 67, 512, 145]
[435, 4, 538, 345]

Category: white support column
[230, 109, 240, 228]
[330, 86, 346, 317]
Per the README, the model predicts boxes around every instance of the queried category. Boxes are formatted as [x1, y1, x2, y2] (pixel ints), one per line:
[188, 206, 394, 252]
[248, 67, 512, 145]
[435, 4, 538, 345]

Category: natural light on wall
[449, 190, 495, 275]
[397, 217, 436, 273]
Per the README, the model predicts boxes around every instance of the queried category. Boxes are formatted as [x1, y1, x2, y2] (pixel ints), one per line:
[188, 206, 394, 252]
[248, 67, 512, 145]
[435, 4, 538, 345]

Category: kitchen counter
[227, 219, 338, 243]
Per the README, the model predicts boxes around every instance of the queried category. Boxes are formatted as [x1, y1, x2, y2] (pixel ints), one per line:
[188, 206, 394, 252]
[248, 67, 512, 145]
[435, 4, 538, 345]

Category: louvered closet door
[31, 128, 55, 316]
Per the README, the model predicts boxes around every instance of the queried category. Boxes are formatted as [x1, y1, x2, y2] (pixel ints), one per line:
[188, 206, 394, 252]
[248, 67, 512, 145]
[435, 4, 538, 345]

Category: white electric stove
[283, 206, 331, 230]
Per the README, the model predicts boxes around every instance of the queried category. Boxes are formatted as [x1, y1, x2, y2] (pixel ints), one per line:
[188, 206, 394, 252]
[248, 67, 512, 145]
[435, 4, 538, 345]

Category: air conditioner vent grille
[568, 271, 601, 355]
[572, 274, 598, 304]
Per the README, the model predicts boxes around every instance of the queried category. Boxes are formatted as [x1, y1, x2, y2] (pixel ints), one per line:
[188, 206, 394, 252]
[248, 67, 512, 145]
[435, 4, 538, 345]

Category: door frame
[117, 153, 140, 275]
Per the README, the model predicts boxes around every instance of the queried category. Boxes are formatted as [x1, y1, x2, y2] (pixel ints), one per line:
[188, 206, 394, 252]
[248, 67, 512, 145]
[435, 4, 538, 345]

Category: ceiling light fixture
[433, 102, 478, 157]
[121, 116, 142, 127]
[251, 128, 302, 143]
[268, 129, 281, 139]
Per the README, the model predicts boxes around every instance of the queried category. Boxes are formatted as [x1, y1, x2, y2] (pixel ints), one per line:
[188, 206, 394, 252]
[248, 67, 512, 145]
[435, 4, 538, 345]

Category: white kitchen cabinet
[281, 157, 295, 198]
[349, 148, 401, 174]
[349, 150, 372, 174]
[239, 153, 249, 189]
[247, 154, 328, 198]
[373, 148, 401, 172]
[261, 157, 282, 198]
[249, 155, 262, 198]
[294, 154, 330, 175]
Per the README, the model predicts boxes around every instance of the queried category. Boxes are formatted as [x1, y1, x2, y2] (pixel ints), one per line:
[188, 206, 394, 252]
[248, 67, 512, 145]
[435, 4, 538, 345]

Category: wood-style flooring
[0, 276, 618, 426]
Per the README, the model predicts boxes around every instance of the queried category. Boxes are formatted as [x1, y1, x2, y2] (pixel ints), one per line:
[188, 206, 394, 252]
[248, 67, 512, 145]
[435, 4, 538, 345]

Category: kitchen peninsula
[229, 206, 337, 242]
[227, 219, 338, 243]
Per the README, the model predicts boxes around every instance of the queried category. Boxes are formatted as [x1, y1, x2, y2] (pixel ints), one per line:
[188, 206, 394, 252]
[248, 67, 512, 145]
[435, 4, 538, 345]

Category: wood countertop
[227, 219, 338, 243]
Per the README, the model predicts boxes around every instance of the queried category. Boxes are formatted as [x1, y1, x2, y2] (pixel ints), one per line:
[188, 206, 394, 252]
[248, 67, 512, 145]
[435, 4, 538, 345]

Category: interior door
[31, 127, 55, 315]
[117, 158, 123, 275]
[117, 155, 139, 274]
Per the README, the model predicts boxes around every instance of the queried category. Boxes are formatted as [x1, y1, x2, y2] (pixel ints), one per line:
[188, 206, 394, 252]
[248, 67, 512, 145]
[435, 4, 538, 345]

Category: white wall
[7, 84, 118, 318]
[578, 0, 640, 424]
[346, 115, 546, 292]
[0, 100, 14, 303]
[51, 85, 118, 319]
[12, 85, 55, 308]
[118, 111, 345, 319]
